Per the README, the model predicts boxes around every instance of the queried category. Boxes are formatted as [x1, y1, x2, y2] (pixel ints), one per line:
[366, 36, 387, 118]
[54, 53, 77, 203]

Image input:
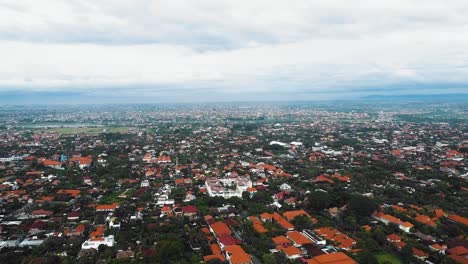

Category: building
[205, 177, 252, 199]
[81, 235, 115, 250]
[302, 230, 326, 246]
[96, 203, 119, 212]
[42, 159, 62, 169]
[305, 252, 357, 264]
[372, 212, 414, 233]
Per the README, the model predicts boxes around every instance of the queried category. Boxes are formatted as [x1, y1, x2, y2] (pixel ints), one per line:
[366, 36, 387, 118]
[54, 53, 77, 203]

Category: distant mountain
[363, 93, 468, 102]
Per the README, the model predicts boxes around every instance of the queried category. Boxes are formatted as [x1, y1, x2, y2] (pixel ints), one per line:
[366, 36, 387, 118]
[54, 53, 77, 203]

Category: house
[429, 243, 447, 254]
[372, 211, 414, 233]
[305, 252, 357, 264]
[69, 156, 93, 169]
[412, 248, 429, 260]
[386, 234, 401, 243]
[260, 212, 272, 222]
[272, 212, 294, 230]
[183, 192, 196, 202]
[57, 189, 81, 197]
[246, 187, 257, 198]
[203, 254, 226, 263]
[277, 245, 302, 259]
[31, 209, 53, 218]
[287, 231, 313, 247]
[282, 210, 314, 222]
[96, 203, 119, 212]
[312, 175, 334, 184]
[218, 234, 240, 249]
[248, 216, 267, 234]
[314, 227, 355, 251]
[414, 214, 437, 227]
[448, 246, 468, 263]
[205, 177, 252, 199]
[157, 155, 171, 164]
[81, 235, 115, 250]
[447, 214, 468, 226]
[116, 250, 135, 259]
[143, 153, 152, 163]
[72, 224, 85, 236]
[210, 221, 231, 237]
[182, 205, 197, 218]
[67, 211, 80, 221]
[280, 183, 292, 191]
[224, 245, 251, 264]
[43, 159, 62, 169]
[109, 219, 120, 229]
[302, 230, 326, 246]
[141, 180, 149, 187]
[272, 236, 292, 246]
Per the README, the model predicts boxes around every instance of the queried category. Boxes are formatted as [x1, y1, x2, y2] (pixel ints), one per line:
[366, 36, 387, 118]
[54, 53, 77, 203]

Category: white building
[280, 183, 292, 191]
[81, 235, 115, 250]
[302, 230, 326, 246]
[141, 180, 149, 188]
[205, 177, 252, 199]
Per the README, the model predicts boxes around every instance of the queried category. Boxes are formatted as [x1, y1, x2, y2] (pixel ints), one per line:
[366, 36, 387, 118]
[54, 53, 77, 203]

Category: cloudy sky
[1, 0, 467, 103]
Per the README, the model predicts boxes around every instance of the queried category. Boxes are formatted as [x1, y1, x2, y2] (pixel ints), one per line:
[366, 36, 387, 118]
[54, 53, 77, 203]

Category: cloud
[0, 0, 467, 100]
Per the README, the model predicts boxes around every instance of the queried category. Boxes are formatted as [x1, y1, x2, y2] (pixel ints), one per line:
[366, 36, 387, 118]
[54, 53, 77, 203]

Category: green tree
[307, 191, 331, 211]
[348, 195, 377, 217]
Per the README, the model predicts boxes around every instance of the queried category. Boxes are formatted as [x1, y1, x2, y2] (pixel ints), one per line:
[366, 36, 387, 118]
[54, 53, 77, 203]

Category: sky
[1, 0, 468, 103]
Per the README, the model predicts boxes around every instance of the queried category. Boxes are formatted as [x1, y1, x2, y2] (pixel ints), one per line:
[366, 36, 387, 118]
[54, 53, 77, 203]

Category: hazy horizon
[1, 1, 468, 103]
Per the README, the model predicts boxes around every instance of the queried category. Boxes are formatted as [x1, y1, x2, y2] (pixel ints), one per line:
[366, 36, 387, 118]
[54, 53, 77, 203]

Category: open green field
[35, 126, 129, 135]
[375, 253, 403, 264]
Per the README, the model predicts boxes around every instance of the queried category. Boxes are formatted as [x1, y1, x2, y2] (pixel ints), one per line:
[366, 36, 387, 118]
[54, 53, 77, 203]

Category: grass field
[35, 126, 129, 135]
[375, 253, 403, 264]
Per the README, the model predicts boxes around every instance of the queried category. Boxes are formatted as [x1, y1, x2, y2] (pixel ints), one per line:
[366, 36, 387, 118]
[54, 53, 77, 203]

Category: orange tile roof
[43, 159, 61, 166]
[201, 227, 211, 235]
[74, 224, 85, 234]
[247, 187, 257, 192]
[313, 175, 335, 184]
[259, 164, 277, 171]
[69, 156, 92, 165]
[224, 245, 251, 264]
[306, 252, 357, 264]
[260, 212, 272, 220]
[413, 248, 429, 258]
[57, 189, 81, 197]
[287, 231, 313, 246]
[272, 212, 294, 230]
[434, 209, 445, 218]
[249, 216, 268, 233]
[282, 210, 312, 221]
[210, 243, 221, 255]
[415, 214, 437, 227]
[448, 214, 468, 226]
[392, 205, 407, 212]
[203, 254, 225, 262]
[272, 236, 291, 245]
[95, 202, 119, 211]
[89, 225, 105, 238]
[373, 211, 414, 228]
[277, 245, 302, 256]
[387, 234, 401, 242]
[211, 221, 231, 236]
[448, 245, 468, 256]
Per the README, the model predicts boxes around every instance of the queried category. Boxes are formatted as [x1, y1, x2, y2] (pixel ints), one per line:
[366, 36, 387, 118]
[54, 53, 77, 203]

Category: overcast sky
[1, 0, 467, 102]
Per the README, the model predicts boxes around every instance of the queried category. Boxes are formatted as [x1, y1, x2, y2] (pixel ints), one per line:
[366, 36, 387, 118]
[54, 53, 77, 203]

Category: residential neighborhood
[0, 102, 466, 264]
